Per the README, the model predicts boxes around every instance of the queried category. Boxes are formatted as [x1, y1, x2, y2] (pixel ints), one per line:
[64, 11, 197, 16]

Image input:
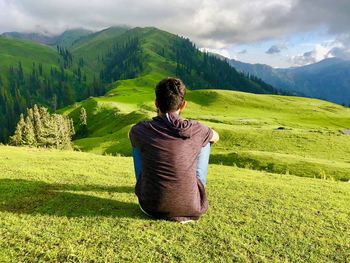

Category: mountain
[51, 29, 94, 48]
[1, 31, 59, 45]
[0, 26, 283, 143]
[72, 26, 279, 93]
[1, 28, 93, 48]
[228, 57, 350, 105]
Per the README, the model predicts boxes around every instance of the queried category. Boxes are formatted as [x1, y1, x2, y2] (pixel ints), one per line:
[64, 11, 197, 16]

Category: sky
[1, 0, 350, 68]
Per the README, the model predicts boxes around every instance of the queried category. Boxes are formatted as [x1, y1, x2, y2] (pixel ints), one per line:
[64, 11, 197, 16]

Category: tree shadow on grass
[0, 179, 148, 219]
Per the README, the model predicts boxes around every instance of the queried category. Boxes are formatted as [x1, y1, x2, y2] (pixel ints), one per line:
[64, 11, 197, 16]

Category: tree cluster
[57, 46, 73, 68]
[99, 37, 145, 83]
[10, 104, 75, 150]
[168, 37, 279, 94]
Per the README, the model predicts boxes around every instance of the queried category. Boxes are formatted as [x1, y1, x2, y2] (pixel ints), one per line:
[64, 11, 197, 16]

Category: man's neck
[158, 110, 181, 117]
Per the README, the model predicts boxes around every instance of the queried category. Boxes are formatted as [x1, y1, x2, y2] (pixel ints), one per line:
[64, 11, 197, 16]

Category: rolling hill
[68, 26, 278, 93]
[229, 57, 350, 105]
[58, 77, 350, 182]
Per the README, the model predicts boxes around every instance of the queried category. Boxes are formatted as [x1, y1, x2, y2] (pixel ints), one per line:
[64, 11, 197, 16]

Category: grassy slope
[59, 76, 350, 181]
[70, 26, 130, 72]
[0, 145, 349, 262]
[51, 29, 93, 48]
[0, 36, 96, 84]
[0, 37, 60, 81]
[61, 26, 350, 181]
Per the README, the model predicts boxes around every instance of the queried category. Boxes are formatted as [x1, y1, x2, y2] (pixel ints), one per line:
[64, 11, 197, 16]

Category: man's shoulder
[132, 119, 150, 128]
[188, 119, 210, 131]
[130, 120, 152, 134]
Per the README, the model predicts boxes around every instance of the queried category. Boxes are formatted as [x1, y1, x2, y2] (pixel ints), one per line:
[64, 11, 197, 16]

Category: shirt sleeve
[194, 122, 213, 147]
[129, 124, 140, 148]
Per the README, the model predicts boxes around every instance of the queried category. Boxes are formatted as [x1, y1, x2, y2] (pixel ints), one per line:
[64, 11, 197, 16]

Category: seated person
[129, 77, 219, 222]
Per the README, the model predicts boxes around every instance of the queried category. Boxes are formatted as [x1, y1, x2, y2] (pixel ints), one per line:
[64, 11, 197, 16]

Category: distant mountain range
[228, 57, 350, 105]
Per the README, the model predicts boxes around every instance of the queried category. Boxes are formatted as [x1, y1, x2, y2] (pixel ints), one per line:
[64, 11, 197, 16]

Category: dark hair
[155, 77, 186, 113]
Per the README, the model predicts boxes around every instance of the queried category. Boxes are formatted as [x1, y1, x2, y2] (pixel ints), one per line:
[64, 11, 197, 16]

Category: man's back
[130, 112, 213, 221]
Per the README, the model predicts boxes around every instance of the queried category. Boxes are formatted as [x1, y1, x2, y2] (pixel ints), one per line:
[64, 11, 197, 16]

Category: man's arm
[209, 129, 219, 144]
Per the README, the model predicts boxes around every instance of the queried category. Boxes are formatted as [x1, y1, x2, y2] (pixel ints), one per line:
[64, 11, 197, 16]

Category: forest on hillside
[0, 47, 104, 142]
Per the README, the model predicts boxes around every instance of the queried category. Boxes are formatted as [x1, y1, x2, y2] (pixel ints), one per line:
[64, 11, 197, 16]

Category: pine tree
[69, 118, 75, 137]
[23, 115, 36, 146]
[10, 105, 74, 149]
[51, 94, 58, 111]
[79, 107, 87, 126]
[10, 113, 25, 146]
[79, 106, 88, 136]
[33, 104, 44, 145]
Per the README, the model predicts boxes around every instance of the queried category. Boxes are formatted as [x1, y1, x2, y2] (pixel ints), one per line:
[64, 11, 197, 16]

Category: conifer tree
[79, 107, 88, 136]
[51, 94, 58, 111]
[10, 105, 74, 149]
[33, 104, 44, 145]
[80, 107, 87, 125]
[23, 115, 36, 146]
[69, 118, 75, 136]
[10, 114, 25, 146]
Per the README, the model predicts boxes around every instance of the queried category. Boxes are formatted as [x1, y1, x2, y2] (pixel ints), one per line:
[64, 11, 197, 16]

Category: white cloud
[0, 0, 350, 60]
[288, 44, 335, 66]
[200, 47, 232, 59]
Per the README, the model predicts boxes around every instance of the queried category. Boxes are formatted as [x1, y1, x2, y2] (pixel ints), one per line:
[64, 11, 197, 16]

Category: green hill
[0, 37, 59, 78]
[0, 26, 278, 144]
[1, 28, 94, 48]
[70, 26, 130, 68]
[59, 81, 350, 182]
[52, 28, 94, 48]
[0, 145, 349, 262]
[70, 26, 278, 93]
[0, 37, 103, 142]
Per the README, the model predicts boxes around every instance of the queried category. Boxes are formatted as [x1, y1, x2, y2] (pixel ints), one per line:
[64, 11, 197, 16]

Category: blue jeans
[132, 143, 211, 186]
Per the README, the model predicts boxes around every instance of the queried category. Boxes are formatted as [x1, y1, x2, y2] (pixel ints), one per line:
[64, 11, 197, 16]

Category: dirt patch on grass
[342, 129, 350, 135]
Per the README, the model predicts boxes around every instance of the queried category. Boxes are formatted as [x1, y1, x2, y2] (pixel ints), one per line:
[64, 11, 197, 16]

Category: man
[129, 77, 219, 223]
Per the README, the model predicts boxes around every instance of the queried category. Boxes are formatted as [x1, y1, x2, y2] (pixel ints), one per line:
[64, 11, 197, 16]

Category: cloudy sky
[1, 0, 349, 68]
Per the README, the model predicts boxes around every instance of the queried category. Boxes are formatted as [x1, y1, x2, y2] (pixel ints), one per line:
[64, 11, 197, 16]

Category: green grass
[59, 76, 350, 181]
[0, 145, 349, 262]
[0, 36, 96, 84]
[0, 37, 60, 81]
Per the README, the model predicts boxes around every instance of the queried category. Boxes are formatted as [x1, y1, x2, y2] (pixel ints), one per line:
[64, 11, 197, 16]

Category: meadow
[0, 146, 349, 262]
[60, 74, 350, 182]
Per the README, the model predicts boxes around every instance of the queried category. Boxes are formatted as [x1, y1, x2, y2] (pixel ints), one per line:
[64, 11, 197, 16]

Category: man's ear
[179, 100, 187, 110]
[155, 100, 159, 108]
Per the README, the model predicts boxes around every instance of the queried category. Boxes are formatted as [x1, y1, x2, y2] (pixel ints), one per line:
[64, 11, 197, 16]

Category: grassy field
[59, 74, 350, 182]
[0, 37, 60, 82]
[0, 145, 349, 262]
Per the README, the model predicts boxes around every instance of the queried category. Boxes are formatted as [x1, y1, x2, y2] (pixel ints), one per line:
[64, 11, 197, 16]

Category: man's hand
[210, 129, 219, 144]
